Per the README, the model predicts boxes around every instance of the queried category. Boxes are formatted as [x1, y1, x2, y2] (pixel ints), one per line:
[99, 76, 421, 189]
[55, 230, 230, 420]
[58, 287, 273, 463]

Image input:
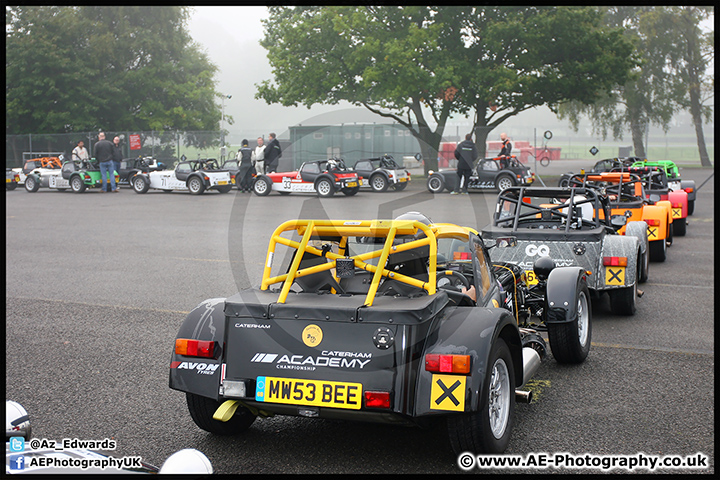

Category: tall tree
[256, 6, 635, 173]
[641, 6, 713, 166]
[558, 7, 713, 165]
[6, 6, 221, 134]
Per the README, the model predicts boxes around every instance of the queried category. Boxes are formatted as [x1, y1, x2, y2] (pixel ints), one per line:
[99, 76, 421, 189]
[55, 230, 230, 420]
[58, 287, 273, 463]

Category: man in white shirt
[251, 136, 266, 174]
[71, 140, 89, 163]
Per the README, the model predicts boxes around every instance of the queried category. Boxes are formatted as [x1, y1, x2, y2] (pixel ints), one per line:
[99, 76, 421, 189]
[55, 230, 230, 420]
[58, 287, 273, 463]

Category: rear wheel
[393, 181, 408, 191]
[186, 393, 256, 435]
[369, 173, 388, 192]
[648, 239, 666, 262]
[673, 218, 686, 236]
[427, 175, 445, 193]
[217, 185, 233, 194]
[547, 281, 591, 364]
[447, 338, 514, 454]
[495, 174, 514, 191]
[25, 176, 39, 193]
[342, 186, 360, 196]
[70, 175, 86, 193]
[187, 176, 205, 195]
[315, 178, 335, 197]
[687, 200, 694, 216]
[609, 280, 637, 316]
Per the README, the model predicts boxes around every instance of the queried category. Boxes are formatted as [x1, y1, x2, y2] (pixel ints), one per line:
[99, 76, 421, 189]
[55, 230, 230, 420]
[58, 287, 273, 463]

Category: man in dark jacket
[452, 134, 478, 194]
[264, 132, 282, 173]
[93, 132, 117, 192]
[499, 132, 512, 169]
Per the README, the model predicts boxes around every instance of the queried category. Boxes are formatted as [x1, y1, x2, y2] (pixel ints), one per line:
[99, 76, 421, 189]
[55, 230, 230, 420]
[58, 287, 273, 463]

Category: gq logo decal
[525, 244, 550, 256]
[302, 324, 323, 347]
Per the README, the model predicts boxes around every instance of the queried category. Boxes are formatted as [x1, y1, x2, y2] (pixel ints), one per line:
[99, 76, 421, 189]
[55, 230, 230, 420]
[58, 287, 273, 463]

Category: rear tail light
[364, 391, 391, 409]
[175, 338, 215, 358]
[453, 252, 471, 260]
[425, 354, 471, 374]
[671, 202, 681, 208]
[646, 219, 660, 226]
[603, 256, 628, 267]
[684, 187, 694, 193]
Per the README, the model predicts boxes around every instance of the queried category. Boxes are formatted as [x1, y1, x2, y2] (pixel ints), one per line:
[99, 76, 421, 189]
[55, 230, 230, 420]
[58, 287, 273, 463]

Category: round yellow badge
[302, 324, 323, 347]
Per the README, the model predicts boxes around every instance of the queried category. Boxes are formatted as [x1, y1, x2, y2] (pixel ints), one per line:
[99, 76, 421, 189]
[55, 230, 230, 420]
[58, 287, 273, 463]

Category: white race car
[131, 160, 232, 195]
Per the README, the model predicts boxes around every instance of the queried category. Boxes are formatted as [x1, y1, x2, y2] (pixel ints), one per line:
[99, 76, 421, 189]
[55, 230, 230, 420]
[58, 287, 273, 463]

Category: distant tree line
[6, 6, 223, 137]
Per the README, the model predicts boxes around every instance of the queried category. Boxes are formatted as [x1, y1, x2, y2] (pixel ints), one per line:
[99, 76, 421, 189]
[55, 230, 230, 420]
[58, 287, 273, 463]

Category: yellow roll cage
[261, 220, 471, 307]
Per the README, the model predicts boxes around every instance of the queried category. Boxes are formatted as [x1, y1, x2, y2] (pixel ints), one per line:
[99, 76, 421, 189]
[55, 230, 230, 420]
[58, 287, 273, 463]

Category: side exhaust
[515, 347, 542, 403]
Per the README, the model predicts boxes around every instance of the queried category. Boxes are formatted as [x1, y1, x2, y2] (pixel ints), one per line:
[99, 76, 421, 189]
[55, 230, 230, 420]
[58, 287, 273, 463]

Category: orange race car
[567, 172, 673, 263]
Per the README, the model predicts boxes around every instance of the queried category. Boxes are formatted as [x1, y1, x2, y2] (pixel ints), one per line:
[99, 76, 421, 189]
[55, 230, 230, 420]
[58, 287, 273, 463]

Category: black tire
[187, 176, 205, 195]
[609, 280, 637, 316]
[547, 281, 591, 364]
[674, 218, 686, 236]
[687, 200, 694, 216]
[427, 175, 445, 193]
[217, 185, 233, 194]
[447, 338, 515, 455]
[186, 393, 256, 435]
[25, 176, 40, 193]
[558, 176, 571, 187]
[495, 174, 514, 191]
[369, 173, 389, 192]
[392, 181, 408, 191]
[315, 178, 335, 197]
[666, 221, 673, 246]
[70, 175, 86, 193]
[253, 176, 272, 196]
[342, 186, 360, 196]
[132, 176, 150, 194]
[639, 247, 649, 284]
[7, 182, 17, 191]
[648, 239, 666, 262]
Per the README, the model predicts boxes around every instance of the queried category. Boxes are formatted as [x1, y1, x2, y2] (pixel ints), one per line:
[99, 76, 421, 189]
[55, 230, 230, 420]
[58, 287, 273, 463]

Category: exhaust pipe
[515, 347, 542, 404]
[515, 389, 532, 403]
[521, 347, 542, 387]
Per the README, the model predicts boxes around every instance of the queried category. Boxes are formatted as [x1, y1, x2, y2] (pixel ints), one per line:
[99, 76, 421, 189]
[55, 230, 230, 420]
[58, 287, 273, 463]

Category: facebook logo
[9, 455, 25, 470]
[9, 436, 25, 452]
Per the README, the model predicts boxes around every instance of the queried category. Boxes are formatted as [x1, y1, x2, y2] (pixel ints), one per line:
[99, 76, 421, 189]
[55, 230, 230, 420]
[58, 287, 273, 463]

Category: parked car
[352, 154, 410, 192]
[131, 159, 232, 194]
[6, 170, 20, 191]
[169, 212, 594, 458]
[427, 155, 535, 193]
[11, 157, 63, 186]
[24, 158, 118, 194]
[253, 158, 360, 197]
[117, 156, 167, 187]
[629, 158, 697, 215]
[481, 186, 645, 315]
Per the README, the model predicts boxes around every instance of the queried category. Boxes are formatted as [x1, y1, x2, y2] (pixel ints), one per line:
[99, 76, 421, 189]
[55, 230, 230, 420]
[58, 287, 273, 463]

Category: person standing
[499, 132, 512, 157]
[110, 136, 123, 191]
[264, 132, 282, 173]
[452, 133, 478, 195]
[93, 132, 116, 193]
[237, 139, 254, 192]
[71, 140, 89, 164]
[252, 136, 266, 175]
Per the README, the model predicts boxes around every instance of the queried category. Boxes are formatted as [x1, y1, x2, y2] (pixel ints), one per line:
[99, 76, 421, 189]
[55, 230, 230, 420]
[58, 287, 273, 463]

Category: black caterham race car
[427, 155, 535, 193]
[169, 213, 593, 457]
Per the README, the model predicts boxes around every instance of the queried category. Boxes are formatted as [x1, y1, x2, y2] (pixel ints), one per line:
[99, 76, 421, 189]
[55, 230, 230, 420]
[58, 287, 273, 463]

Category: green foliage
[6, 6, 221, 135]
[256, 6, 636, 164]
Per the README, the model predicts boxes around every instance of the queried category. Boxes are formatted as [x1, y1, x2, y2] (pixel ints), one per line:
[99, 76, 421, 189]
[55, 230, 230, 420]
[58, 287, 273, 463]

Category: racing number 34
[255, 376, 362, 410]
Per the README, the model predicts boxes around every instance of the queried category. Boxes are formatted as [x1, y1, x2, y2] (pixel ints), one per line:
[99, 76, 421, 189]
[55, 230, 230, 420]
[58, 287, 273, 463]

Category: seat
[61, 162, 77, 179]
[290, 252, 345, 294]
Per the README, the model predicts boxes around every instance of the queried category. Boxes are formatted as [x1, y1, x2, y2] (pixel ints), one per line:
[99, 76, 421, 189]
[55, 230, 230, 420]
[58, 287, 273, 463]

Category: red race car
[252, 158, 360, 197]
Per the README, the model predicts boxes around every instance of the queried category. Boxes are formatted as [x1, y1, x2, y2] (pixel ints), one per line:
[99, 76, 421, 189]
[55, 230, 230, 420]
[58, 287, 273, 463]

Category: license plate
[672, 208, 681, 218]
[255, 376, 362, 410]
[399, 177, 408, 182]
[218, 181, 228, 185]
[6, 178, 11, 183]
[346, 181, 358, 188]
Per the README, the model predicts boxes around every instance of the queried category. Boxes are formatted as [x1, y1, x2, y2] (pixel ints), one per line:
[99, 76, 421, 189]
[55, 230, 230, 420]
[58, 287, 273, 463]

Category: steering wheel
[437, 270, 471, 290]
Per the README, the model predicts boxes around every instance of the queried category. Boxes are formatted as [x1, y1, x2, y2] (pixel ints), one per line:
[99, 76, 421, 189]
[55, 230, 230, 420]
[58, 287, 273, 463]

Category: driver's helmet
[6, 400, 31, 441]
[326, 159, 337, 170]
